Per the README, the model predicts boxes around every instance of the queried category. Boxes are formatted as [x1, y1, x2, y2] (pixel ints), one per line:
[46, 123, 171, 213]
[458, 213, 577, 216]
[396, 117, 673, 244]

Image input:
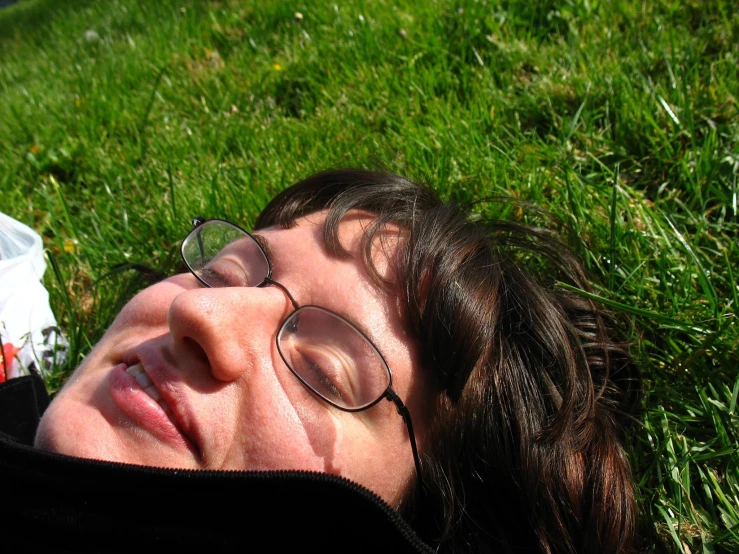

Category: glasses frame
[181, 217, 423, 483]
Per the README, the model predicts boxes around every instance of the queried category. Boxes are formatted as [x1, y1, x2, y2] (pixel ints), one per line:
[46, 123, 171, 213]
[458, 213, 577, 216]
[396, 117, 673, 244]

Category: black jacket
[0, 374, 432, 553]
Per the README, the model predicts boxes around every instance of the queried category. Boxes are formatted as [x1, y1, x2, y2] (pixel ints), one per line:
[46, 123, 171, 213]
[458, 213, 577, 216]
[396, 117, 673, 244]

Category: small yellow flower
[29, 144, 41, 155]
[273, 63, 284, 71]
[63, 239, 77, 254]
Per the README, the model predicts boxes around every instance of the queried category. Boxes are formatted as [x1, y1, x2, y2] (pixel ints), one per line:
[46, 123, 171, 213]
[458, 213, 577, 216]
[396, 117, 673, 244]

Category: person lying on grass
[33, 168, 641, 553]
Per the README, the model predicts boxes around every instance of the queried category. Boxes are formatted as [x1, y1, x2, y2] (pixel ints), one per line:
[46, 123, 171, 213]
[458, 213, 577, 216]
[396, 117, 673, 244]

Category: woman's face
[35, 211, 431, 505]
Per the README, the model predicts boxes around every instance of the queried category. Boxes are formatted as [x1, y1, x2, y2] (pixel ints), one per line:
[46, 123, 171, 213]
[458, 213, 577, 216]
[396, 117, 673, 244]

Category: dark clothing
[0, 374, 432, 553]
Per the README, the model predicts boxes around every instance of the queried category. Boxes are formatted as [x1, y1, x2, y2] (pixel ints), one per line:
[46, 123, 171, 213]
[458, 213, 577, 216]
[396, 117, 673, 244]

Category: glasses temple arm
[191, 217, 206, 264]
[385, 388, 423, 486]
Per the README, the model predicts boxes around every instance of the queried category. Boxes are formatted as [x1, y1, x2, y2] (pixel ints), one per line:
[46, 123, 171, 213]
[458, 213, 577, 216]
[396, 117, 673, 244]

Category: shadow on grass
[0, 0, 93, 44]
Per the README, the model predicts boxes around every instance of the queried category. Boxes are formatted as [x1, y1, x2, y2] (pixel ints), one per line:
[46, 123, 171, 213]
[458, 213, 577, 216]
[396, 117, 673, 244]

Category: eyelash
[199, 267, 233, 287]
[300, 352, 344, 403]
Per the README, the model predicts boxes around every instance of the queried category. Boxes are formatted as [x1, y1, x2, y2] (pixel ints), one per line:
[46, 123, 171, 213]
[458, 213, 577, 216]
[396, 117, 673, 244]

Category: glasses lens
[277, 306, 391, 410]
[182, 220, 269, 288]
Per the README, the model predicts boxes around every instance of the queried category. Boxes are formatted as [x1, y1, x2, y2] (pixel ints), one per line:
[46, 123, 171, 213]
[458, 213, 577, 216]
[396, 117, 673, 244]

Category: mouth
[108, 361, 200, 460]
[125, 363, 173, 417]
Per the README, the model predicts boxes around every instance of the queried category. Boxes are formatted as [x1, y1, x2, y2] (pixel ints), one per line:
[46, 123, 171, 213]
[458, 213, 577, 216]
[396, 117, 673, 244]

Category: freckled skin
[35, 211, 432, 506]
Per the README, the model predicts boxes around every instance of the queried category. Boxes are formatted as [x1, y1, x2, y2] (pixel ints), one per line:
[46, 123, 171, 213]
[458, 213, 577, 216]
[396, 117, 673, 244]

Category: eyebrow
[251, 232, 275, 260]
[251, 231, 383, 351]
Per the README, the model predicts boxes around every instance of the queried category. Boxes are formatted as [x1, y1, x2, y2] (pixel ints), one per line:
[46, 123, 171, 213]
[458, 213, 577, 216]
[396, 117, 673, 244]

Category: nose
[167, 280, 291, 382]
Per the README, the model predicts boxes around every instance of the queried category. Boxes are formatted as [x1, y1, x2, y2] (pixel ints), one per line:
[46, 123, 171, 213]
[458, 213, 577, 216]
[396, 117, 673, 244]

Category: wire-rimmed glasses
[180, 218, 422, 482]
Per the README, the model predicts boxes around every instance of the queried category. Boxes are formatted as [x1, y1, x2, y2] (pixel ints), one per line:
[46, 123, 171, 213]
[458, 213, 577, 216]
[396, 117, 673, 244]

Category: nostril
[183, 337, 209, 365]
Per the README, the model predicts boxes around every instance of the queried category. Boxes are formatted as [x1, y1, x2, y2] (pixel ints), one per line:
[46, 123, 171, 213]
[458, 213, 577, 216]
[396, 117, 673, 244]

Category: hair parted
[256, 168, 641, 554]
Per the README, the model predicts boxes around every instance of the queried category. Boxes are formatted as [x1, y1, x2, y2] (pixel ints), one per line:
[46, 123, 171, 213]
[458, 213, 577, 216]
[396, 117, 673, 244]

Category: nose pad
[284, 311, 300, 333]
[167, 286, 288, 382]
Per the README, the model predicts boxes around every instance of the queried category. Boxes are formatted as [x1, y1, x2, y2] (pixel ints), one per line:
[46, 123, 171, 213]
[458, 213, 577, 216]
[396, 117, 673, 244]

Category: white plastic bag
[0, 212, 67, 381]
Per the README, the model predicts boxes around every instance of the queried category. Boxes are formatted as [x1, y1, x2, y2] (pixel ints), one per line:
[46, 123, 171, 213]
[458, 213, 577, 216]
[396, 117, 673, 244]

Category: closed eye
[200, 255, 254, 287]
[296, 351, 346, 404]
[197, 266, 233, 287]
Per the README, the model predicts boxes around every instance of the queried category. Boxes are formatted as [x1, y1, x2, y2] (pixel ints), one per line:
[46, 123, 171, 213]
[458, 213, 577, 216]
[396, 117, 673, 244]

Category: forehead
[257, 209, 402, 287]
[254, 210, 410, 362]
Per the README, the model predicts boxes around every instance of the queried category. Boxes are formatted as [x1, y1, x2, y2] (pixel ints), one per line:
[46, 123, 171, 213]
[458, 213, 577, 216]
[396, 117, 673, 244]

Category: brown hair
[256, 169, 641, 554]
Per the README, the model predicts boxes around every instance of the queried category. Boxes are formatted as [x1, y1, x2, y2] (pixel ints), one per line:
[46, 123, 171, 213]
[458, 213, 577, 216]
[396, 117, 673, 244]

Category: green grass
[1, 0, 737, 551]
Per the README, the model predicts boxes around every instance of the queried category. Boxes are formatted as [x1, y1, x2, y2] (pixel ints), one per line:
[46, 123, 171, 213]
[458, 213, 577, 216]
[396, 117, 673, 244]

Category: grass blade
[664, 216, 718, 317]
[555, 282, 708, 332]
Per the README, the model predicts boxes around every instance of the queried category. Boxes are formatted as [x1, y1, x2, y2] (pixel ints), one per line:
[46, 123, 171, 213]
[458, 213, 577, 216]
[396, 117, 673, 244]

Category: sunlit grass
[1, 0, 737, 551]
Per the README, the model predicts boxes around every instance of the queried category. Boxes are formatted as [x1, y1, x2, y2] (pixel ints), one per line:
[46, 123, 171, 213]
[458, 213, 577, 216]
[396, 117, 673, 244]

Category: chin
[35, 397, 114, 460]
[35, 393, 192, 470]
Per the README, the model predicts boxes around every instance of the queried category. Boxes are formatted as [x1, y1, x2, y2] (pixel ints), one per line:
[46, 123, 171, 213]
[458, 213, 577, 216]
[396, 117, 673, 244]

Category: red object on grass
[0, 341, 19, 383]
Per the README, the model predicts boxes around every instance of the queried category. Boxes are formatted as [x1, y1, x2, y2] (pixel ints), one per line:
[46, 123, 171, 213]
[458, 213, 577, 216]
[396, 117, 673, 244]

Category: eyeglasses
[181, 218, 422, 482]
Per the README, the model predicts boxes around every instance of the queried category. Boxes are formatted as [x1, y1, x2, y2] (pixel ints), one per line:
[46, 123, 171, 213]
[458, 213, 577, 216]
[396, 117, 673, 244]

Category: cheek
[232, 378, 409, 504]
[35, 376, 119, 459]
[220, 349, 345, 473]
[269, 352, 342, 466]
[289, 393, 343, 473]
[108, 279, 185, 330]
[225, 384, 339, 472]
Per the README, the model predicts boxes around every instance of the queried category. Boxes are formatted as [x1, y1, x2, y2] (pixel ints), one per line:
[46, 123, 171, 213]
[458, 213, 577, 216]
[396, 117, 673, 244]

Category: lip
[137, 346, 206, 457]
[108, 361, 200, 460]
